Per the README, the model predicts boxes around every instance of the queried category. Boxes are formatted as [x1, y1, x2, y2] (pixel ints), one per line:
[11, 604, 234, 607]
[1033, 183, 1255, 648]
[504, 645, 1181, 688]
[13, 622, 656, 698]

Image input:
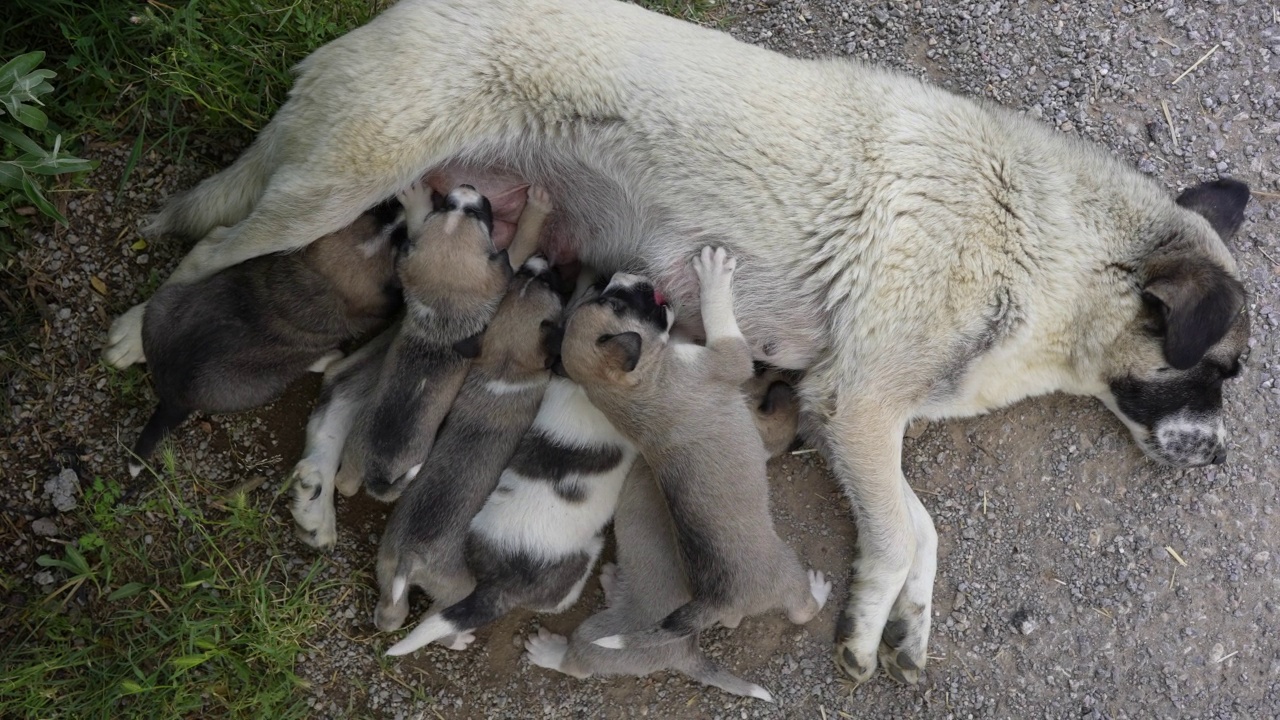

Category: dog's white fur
[109, 0, 1249, 683]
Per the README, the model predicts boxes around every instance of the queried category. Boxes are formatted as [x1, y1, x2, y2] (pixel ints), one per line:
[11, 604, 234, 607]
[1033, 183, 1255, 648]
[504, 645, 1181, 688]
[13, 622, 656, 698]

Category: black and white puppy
[385, 279, 636, 656]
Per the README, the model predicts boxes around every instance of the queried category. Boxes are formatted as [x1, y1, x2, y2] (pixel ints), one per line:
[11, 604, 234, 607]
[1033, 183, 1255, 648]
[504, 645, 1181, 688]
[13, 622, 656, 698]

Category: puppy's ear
[597, 332, 642, 373]
[1143, 259, 1244, 370]
[540, 320, 564, 369]
[453, 331, 484, 359]
[758, 381, 795, 414]
[1176, 178, 1250, 240]
[431, 190, 448, 213]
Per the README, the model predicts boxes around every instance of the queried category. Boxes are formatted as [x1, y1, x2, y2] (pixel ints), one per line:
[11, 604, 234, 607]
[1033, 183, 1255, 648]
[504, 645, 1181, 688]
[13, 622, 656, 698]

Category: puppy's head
[744, 369, 801, 458]
[1096, 179, 1250, 468]
[397, 185, 512, 310]
[561, 271, 674, 388]
[479, 255, 571, 377]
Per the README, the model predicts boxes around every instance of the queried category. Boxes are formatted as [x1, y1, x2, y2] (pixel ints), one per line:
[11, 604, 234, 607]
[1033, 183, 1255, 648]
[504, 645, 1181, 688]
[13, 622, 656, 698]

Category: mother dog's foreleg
[878, 480, 936, 684]
[825, 401, 932, 685]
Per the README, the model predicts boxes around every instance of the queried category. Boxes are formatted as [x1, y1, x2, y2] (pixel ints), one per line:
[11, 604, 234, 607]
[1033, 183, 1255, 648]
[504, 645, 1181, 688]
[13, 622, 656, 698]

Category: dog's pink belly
[421, 163, 821, 369]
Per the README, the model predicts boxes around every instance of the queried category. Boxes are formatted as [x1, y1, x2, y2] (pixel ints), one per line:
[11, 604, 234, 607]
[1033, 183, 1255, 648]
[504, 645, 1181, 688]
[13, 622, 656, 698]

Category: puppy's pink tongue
[654, 289, 666, 305]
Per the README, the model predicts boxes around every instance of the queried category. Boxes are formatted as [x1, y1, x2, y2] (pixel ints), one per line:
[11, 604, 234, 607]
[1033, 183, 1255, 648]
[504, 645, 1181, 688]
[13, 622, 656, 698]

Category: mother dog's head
[1096, 179, 1250, 468]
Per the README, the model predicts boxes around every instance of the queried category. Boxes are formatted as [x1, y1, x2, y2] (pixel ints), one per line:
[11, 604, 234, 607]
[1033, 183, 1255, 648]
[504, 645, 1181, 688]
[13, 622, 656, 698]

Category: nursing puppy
[110, 0, 1253, 685]
[374, 254, 567, 638]
[290, 185, 554, 548]
[384, 366, 638, 656]
[128, 199, 404, 477]
[562, 248, 830, 652]
[335, 183, 513, 502]
[524, 369, 802, 702]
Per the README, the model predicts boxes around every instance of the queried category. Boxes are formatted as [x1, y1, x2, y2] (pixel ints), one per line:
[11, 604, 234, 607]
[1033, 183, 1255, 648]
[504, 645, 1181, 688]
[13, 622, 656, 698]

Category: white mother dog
[108, 0, 1250, 685]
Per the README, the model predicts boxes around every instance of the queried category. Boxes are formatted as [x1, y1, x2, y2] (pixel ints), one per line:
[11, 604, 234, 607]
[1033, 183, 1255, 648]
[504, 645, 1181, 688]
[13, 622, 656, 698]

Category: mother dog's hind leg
[825, 400, 934, 686]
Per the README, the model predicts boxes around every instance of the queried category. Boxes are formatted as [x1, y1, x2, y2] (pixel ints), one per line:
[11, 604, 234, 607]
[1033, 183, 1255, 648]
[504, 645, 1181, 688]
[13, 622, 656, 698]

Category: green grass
[0, 0, 395, 152]
[0, 473, 341, 719]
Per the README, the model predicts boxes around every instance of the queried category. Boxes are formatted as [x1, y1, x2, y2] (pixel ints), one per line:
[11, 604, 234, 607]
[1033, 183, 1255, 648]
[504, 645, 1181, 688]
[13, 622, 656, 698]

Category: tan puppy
[334, 183, 513, 502]
[129, 199, 404, 479]
[562, 247, 831, 651]
[374, 255, 568, 641]
[525, 369, 802, 701]
[293, 185, 553, 544]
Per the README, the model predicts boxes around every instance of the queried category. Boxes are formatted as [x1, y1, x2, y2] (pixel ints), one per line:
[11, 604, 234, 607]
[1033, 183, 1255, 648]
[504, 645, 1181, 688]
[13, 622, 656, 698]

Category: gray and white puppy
[562, 247, 831, 651]
[384, 284, 638, 655]
[129, 199, 405, 478]
[374, 254, 568, 640]
[290, 185, 554, 549]
[525, 369, 802, 702]
[335, 183, 513, 502]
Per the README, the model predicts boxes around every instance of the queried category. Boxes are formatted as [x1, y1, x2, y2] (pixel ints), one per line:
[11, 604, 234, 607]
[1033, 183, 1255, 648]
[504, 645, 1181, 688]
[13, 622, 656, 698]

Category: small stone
[1254, 551, 1271, 566]
[33, 571, 55, 586]
[1020, 617, 1039, 635]
[953, 591, 967, 610]
[44, 468, 79, 512]
[30, 518, 58, 537]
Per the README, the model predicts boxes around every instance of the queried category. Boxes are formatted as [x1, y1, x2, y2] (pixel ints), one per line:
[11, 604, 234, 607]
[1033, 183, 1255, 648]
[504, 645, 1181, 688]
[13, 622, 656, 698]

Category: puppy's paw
[397, 177, 434, 236]
[290, 459, 336, 551]
[810, 569, 834, 609]
[691, 246, 736, 297]
[104, 304, 148, 368]
[524, 185, 554, 215]
[444, 630, 477, 651]
[524, 628, 570, 671]
[598, 562, 619, 605]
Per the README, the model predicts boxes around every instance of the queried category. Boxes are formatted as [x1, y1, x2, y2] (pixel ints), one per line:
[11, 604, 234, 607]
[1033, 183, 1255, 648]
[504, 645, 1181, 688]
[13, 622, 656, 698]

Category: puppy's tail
[129, 402, 191, 478]
[142, 122, 281, 240]
[686, 656, 775, 703]
[385, 589, 506, 656]
[592, 599, 719, 651]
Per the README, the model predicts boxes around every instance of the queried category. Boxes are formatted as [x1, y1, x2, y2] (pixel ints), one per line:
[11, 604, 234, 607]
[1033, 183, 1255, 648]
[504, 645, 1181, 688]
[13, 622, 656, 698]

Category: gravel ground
[4, 0, 1279, 718]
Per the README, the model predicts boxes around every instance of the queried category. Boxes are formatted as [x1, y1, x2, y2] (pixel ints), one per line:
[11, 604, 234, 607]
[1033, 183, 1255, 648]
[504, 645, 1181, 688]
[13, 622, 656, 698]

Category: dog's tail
[685, 656, 775, 703]
[374, 557, 413, 633]
[129, 402, 191, 478]
[591, 599, 719, 651]
[142, 122, 281, 240]
[384, 589, 506, 656]
[363, 461, 421, 503]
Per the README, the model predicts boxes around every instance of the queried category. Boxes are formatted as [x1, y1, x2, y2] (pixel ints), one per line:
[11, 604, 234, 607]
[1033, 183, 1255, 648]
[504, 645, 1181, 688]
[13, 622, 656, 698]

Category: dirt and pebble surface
[4, 0, 1279, 718]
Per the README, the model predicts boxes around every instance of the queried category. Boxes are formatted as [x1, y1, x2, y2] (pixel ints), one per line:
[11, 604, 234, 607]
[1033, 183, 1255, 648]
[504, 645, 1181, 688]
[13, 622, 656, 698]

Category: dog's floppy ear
[597, 332, 642, 373]
[453, 331, 484, 359]
[540, 320, 564, 370]
[1176, 178, 1250, 240]
[1143, 259, 1244, 370]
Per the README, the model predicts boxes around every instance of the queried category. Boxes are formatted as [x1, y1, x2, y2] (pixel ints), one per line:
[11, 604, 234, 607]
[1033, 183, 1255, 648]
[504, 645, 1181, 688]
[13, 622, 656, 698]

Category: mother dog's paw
[833, 610, 878, 686]
[878, 614, 928, 685]
[104, 304, 147, 368]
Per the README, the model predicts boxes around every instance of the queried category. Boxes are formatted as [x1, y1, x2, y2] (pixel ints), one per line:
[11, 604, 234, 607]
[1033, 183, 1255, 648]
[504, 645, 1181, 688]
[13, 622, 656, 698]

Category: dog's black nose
[1210, 446, 1227, 465]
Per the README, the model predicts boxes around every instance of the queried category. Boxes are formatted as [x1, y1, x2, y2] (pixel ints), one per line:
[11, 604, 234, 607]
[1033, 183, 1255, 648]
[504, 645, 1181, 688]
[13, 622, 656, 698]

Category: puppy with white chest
[524, 368, 803, 702]
[129, 199, 405, 478]
[373, 253, 569, 640]
[335, 183, 514, 502]
[385, 280, 638, 656]
[293, 185, 555, 546]
[561, 247, 831, 651]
